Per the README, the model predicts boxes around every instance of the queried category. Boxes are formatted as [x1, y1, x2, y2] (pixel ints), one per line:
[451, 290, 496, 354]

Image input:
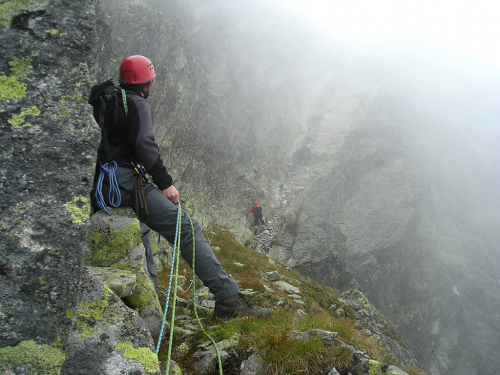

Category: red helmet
[119, 55, 156, 84]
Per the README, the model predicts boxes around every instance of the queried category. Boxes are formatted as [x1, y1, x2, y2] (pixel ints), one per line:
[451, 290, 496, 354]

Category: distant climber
[245, 201, 266, 234]
[88, 55, 270, 319]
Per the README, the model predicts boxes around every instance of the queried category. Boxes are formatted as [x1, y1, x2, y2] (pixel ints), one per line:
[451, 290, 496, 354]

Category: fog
[286, 0, 500, 68]
[178, 1, 500, 374]
[262, 0, 500, 182]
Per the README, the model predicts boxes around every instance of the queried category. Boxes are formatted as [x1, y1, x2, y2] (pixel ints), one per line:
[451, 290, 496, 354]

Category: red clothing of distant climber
[246, 202, 266, 233]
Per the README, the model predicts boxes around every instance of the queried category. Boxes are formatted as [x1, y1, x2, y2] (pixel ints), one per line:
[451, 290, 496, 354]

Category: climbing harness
[155, 202, 223, 375]
[132, 162, 151, 222]
[95, 161, 121, 215]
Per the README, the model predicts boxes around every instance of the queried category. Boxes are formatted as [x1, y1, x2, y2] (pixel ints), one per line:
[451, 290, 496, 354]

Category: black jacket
[93, 89, 173, 191]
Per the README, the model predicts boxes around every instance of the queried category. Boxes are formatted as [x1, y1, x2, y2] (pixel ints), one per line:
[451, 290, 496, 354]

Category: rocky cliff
[0, 1, 163, 373]
[1, 0, 96, 353]
[1, 0, 500, 374]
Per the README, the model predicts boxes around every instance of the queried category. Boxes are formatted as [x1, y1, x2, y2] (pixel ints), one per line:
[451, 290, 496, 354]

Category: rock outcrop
[0, 1, 164, 373]
[87, 209, 164, 338]
[1, 0, 98, 370]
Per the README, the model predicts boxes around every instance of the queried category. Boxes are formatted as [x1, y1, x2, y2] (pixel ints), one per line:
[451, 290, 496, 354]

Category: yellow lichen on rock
[64, 196, 90, 224]
[0, 57, 33, 101]
[0, 0, 50, 26]
[8, 105, 41, 130]
[0, 340, 66, 374]
[115, 341, 160, 374]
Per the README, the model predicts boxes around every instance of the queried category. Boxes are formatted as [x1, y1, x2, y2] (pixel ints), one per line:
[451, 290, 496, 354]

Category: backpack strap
[99, 96, 113, 161]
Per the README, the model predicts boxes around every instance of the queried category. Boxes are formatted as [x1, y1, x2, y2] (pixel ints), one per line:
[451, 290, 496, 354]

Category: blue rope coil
[95, 161, 121, 215]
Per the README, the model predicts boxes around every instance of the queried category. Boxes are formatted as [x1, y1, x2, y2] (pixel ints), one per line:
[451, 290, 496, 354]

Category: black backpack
[253, 204, 263, 217]
[88, 79, 128, 161]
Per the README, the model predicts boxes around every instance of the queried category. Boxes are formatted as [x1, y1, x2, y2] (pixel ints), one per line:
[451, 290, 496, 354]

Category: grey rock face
[61, 269, 159, 375]
[240, 354, 267, 375]
[0, 1, 161, 374]
[87, 210, 163, 338]
[0, 0, 96, 355]
[89, 266, 137, 298]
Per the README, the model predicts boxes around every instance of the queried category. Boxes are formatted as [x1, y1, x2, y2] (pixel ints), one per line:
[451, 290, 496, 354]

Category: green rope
[158, 204, 223, 374]
[164, 205, 182, 374]
[188, 215, 224, 375]
[120, 89, 128, 116]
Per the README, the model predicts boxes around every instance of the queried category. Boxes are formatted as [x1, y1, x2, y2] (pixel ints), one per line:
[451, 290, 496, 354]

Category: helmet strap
[142, 80, 153, 99]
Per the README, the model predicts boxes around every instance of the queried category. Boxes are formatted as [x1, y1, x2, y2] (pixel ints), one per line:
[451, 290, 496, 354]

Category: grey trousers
[111, 166, 240, 301]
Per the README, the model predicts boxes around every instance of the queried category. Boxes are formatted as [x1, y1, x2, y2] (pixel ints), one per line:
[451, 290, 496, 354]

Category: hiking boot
[213, 293, 271, 318]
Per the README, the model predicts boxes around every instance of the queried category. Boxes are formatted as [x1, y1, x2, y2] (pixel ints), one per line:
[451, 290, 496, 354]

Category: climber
[245, 201, 266, 234]
[89, 55, 270, 319]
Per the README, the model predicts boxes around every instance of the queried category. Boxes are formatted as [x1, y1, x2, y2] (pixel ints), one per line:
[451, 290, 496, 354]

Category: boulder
[87, 209, 162, 338]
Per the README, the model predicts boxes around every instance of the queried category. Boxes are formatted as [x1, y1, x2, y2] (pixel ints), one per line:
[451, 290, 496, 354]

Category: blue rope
[95, 161, 121, 215]
[155, 202, 182, 355]
[154, 202, 224, 374]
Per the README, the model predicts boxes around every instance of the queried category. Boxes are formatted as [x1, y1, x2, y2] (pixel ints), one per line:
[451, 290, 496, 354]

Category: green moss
[54, 95, 81, 119]
[171, 363, 183, 374]
[0, 0, 50, 26]
[37, 276, 47, 285]
[0, 340, 65, 374]
[9, 57, 32, 79]
[45, 29, 58, 35]
[0, 57, 33, 101]
[66, 309, 74, 319]
[53, 336, 63, 349]
[74, 287, 111, 339]
[368, 359, 383, 375]
[0, 75, 26, 100]
[124, 273, 160, 312]
[87, 219, 141, 266]
[161, 136, 172, 148]
[45, 64, 88, 121]
[74, 285, 136, 340]
[63, 196, 90, 224]
[115, 341, 159, 374]
[79, 325, 98, 339]
[76, 287, 110, 321]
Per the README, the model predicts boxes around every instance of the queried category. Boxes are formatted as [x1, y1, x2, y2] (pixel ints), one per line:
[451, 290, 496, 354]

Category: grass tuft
[155, 225, 410, 374]
[404, 364, 429, 375]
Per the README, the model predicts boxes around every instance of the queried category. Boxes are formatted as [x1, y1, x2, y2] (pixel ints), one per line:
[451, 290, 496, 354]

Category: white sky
[285, 0, 500, 68]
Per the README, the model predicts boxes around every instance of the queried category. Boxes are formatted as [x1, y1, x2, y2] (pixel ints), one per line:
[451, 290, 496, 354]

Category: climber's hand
[162, 185, 179, 205]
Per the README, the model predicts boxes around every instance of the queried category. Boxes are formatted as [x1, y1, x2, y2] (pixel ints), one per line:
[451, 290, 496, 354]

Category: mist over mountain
[1, 0, 499, 374]
[148, 2, 500, 374]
